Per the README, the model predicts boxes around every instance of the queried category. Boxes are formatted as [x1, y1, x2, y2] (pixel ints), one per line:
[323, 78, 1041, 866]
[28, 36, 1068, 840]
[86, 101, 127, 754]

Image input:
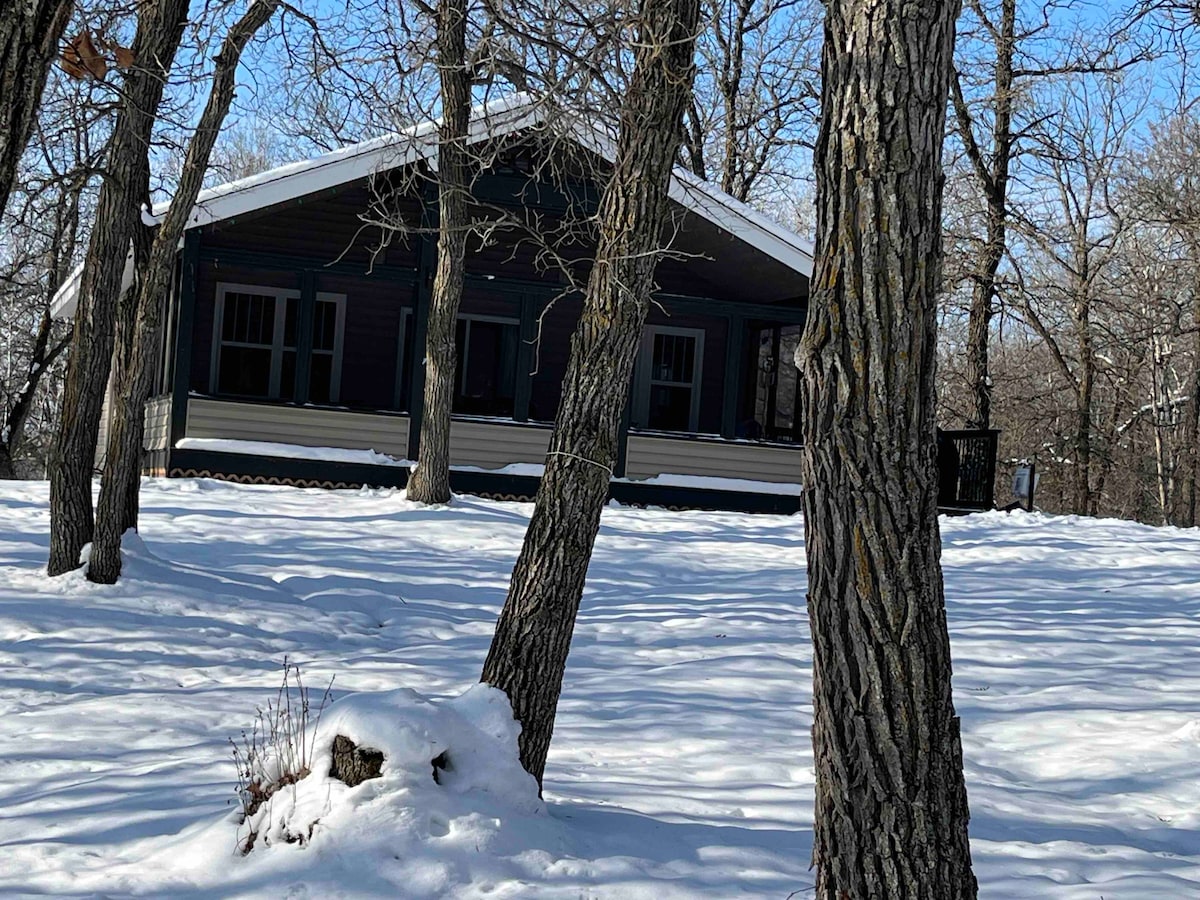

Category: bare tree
[481, 0, 700, 788]
[0, 0, 75, 218]
[946, 0, 1152, 429]
[1010, 75, 1141, 516]
[1121, 112, 1200, 525]
[88, 0, 283, 584]
[798, 0, 977, 895]
[47, 0, 190, 576]
[682, 0, 820, 207]
[404, 0, 474, 504]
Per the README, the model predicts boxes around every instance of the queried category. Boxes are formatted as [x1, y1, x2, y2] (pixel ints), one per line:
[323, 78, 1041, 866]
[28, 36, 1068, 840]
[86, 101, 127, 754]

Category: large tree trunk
[0, 0, 74, 219]
[480, 0, 700, 789]
[798, 0, 976, 896]
[404, 0, 472, 506]
[88, 0, 282, 584]
[46, 0, 189, 576]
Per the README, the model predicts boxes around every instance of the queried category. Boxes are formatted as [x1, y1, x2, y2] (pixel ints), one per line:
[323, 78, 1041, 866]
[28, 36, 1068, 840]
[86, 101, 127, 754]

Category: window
[744, 323, 802, 442]
[454, 315, 519, 417]
[633, 326, 704, 432]
[211, 283, 345, 403]
[393, 308, 415, 410]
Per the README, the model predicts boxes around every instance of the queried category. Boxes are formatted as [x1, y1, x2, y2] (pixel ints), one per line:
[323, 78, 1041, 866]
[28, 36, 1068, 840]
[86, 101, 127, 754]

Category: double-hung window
[632, 326, 704, 432]
[212, 283, 345, 404]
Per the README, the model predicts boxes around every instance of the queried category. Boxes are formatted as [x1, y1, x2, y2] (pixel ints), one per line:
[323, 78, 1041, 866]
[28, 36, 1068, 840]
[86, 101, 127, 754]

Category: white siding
[624, 433, 800, 484]
[185, 398, 410, 458]
[143, 396, 173, 451]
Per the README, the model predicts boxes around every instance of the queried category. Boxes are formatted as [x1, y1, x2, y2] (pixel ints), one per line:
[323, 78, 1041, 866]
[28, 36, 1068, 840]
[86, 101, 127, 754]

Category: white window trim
[633, 325, 705, 433]
[211, 282, 346, 403]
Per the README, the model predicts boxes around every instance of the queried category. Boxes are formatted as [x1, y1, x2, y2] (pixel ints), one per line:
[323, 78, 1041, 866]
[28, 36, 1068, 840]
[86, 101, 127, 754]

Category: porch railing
[937, 429, 999, 512]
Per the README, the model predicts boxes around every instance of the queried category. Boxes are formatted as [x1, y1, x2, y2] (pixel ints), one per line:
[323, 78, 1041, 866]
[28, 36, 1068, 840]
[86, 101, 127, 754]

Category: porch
[144, 396, 804, 514]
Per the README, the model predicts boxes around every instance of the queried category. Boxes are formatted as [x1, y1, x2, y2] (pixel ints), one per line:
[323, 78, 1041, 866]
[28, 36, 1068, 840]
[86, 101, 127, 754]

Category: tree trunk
[88, 0, 282, 584]
[798, 0, 976, 896]
[480, 0, 700, 790]
[0, 0, 74, 219]
[1073, 348, 1094, 517]
[46, 0, 189, 576]
[404, 0, 472, 506]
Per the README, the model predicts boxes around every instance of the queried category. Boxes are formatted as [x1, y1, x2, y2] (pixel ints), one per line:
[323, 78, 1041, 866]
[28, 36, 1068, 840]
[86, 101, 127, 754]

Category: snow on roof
[52, 93, 814, 318]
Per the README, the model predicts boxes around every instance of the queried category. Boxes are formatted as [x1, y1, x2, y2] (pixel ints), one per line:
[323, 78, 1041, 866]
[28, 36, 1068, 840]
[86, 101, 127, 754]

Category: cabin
[54, 97, 1001, 514]
[51, 96, 816, 513]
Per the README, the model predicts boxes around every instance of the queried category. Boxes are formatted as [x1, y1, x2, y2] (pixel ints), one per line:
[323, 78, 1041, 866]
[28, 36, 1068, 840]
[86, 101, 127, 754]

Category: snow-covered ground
[0, 479, 1198, 898]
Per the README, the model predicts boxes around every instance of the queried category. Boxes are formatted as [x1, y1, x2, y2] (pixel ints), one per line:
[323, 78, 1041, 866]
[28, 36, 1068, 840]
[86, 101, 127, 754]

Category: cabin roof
[52, 93, 814, 317]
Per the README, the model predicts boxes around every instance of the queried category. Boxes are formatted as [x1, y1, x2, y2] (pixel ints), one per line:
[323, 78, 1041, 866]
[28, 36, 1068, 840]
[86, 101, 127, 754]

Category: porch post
[721, 313, 744, 439]
[293, 270, 316, 403]
[168, 230, 201, 453]
[514, 292, 537, 422]
[614, 391, 631, 478]
[407, 187, 437, 460]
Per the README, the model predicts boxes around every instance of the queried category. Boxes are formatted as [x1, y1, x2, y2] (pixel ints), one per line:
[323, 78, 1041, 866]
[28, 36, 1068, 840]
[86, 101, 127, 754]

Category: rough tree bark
[404, 0, 472, 505]
[0, 0, 74, 219]
[480, 0, 700, 789]
[797, 0, 977, 896]
[47, 0, 189, 576]
[88, 0, 282, 584]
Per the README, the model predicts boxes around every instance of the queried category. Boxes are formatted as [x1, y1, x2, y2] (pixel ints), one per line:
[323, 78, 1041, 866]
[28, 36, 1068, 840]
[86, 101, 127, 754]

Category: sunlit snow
[0, 479, 1197, 897]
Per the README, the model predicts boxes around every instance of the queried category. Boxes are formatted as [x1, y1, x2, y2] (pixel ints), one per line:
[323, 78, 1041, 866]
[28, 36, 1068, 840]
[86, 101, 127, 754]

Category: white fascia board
[154, 95, 545, 231]
[50, 249, 135, 319]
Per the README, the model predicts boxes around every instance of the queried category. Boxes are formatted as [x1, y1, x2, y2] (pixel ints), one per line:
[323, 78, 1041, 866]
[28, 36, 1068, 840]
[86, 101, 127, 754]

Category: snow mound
[229, 684, 552, 895]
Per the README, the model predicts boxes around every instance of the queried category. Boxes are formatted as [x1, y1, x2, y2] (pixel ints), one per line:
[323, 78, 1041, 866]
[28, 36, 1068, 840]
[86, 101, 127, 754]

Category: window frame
[210, 282, 346, 404]
[633, 324, 706, 433]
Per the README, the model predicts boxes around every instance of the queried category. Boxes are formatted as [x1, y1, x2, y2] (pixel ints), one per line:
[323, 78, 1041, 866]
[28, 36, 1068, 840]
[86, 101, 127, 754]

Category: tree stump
[328, 735, 384, 787]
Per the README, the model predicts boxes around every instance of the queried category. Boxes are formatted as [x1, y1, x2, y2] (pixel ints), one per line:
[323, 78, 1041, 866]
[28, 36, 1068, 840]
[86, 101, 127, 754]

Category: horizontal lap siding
[624, 433, 800, 484]
[143, 396, 172, 450]
[203, 182, 422, 270]
[449, 420, 550, 469]
[185, 398, 410, 458]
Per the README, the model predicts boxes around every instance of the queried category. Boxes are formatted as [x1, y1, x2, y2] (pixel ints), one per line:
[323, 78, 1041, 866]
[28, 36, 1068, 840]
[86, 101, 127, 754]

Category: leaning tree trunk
[480, 0, 700, 789]
[798, 0, 977, 897]
[0, 0, 74, 219]
[88, 0, 283, 584]
[404, 0, 472, 505]
[46, 0, 189, 576]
